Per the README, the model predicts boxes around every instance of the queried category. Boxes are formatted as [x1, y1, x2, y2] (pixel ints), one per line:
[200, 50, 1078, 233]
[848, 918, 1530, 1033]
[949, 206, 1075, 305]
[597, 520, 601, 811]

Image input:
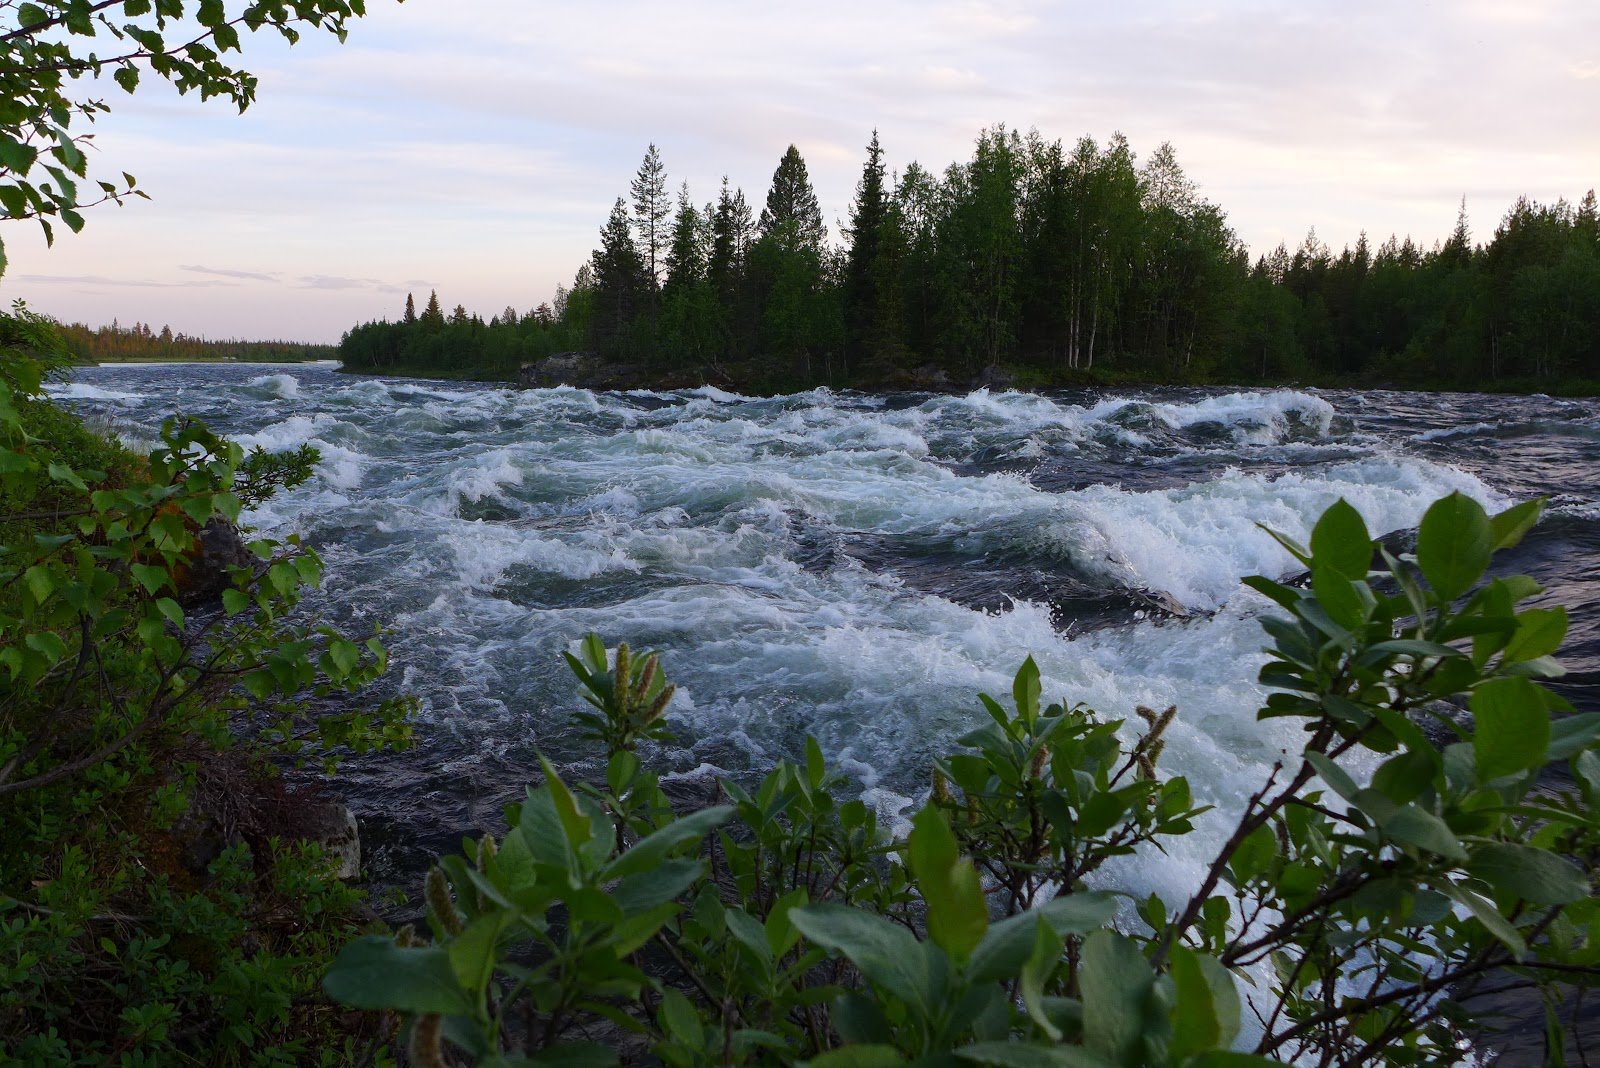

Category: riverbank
[337, 348, 1600, 399]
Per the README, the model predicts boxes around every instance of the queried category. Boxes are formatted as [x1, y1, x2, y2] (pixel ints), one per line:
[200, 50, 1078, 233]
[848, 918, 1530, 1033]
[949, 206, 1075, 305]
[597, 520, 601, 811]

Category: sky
[2, 0, 1597, 343]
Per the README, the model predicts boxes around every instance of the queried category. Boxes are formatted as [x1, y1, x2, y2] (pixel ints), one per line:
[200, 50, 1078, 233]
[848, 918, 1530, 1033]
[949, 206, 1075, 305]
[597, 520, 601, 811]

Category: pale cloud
[18, 273, 238, 289]
[2, 0, 1596, 342]
[182, 265, 280, 282]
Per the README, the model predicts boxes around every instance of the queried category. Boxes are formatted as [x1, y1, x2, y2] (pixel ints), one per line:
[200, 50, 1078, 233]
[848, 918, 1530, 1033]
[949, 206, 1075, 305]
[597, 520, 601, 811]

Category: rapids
[48, 364, 1600, 903]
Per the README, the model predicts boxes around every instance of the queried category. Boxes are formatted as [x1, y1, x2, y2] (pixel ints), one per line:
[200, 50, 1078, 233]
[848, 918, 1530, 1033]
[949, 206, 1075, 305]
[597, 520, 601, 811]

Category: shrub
[1, 305, 414, 1063]
[327, 492, 1600, 1065]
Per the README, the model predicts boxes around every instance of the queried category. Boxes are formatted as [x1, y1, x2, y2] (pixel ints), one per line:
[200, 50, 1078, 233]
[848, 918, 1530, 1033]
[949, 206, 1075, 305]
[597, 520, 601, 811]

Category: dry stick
[1151, 759, 1288, 968]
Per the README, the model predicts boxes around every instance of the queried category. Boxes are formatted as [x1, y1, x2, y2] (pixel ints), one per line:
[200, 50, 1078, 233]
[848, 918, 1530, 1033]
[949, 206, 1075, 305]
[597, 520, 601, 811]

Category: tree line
[63, 319, 336, 364]
[340, 128, 1600, 391]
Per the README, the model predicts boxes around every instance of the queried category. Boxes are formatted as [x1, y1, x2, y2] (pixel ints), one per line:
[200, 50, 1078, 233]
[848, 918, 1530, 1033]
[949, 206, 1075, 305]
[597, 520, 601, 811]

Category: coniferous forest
[339, 128, 1600, 393]
[65, 320, 336, 363]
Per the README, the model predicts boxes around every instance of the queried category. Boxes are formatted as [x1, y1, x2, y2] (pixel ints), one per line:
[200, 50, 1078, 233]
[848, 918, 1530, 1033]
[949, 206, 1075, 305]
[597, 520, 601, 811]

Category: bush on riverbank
[0, 306, 414, 1063]
[328, 493, 1600, 1065]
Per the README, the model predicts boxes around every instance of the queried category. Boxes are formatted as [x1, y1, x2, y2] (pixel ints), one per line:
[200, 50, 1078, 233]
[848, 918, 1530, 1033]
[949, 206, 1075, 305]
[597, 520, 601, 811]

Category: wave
[45, 382, 145, 402]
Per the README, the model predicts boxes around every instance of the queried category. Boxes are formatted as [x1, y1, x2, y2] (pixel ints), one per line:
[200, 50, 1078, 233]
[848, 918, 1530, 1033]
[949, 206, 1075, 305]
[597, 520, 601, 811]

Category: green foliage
[0, 0, 387, 274]
[1, 311, 413, 1060]
[328, 488, 1600, 1065]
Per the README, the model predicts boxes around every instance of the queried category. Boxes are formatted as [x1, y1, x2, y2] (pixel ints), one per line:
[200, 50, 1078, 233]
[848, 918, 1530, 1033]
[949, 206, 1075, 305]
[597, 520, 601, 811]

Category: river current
[49, 363, 1600, 902]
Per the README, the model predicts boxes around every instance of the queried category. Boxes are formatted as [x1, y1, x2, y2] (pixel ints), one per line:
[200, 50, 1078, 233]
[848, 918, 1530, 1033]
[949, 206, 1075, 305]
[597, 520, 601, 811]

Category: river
[48, 364, 1600, 909]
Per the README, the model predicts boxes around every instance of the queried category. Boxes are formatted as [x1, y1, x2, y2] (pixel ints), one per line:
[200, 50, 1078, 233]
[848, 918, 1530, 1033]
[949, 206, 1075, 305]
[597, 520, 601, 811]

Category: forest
[62, 319, 336, 364]
[338, 128, 1600, 393]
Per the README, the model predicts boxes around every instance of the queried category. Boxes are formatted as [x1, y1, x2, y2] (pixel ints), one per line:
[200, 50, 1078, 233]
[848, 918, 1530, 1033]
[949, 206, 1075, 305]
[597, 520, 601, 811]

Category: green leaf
[1472, 677, 1550, 781]
[1467, 844, 1589, 906]
[908, 805, 987, 965]
[1013, 655, 1041, 724]
[1309, 498, 1372, 579]
[1489, 498, 1544, 551]
[1502, 607, 1567, 664]
[1357, 791, 1467, 861]
[221, 588, 250, 616]
[790, 904, 929, 1010]
[1305, 752, 1359, 803]
[155, 597, 184, 627]
[322, 935, 474, 1015]
[1443, 883, 1527, 958]
[968, 893, 1118, 984]
[1079, 930, 1158, 1062]
[1169, 947, 1226, 1061]
[1416, 492, 1492, 600]
[1021, 918, 1063, 1040]
[24, 631, 68, 664]
[130, 562, 170, 595]
[1311, 569, 1369, 630]
[22, 565, 54, 603]
[808, 1046, 908, 1068]
[612, 858, 703, 915]
[603, 805, 732, 879]
[524, 1043, 619, 1068]
[448, 912, 511, 1002]
[956, 1044, 1115, 1068]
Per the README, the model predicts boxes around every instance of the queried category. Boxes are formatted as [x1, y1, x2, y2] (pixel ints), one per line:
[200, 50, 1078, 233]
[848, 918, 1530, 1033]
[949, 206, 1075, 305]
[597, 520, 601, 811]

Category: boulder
[177, 518, 256, 609]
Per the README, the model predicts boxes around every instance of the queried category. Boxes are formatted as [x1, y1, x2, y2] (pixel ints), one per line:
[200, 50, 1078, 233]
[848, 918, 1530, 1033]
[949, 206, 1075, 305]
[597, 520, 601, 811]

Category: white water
[53, 366, 1511, 911]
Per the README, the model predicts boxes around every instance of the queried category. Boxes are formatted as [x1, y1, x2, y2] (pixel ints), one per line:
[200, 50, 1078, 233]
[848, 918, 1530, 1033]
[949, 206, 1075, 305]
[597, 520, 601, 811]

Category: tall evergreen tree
[631, 144, 671, 289]
[592, 197, 648, 354]
[758, 145, 826, 254]
[709, 178, 752, 304]
[403, 292, 417, 324]
[844, 131, 892, 364]
[664, 182, 705, 290]
[422, 289, 445, 331]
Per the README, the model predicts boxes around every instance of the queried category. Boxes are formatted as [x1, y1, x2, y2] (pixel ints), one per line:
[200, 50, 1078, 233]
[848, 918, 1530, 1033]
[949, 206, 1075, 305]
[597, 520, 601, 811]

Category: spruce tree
[631, 144, 671, 289]
[403, 292, 417, 325]
[758, 145, 826, 254]
[844, 131, 889, 360]
[592, 196, 648, 353]
[422, 290, 445, 331]
[664, 182, 705, 290]
[709, 177, 751, 304]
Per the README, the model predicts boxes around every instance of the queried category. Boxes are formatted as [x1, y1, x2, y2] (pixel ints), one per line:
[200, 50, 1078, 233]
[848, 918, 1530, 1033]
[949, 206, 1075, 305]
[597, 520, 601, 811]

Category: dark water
[50, 366, 1600, 908]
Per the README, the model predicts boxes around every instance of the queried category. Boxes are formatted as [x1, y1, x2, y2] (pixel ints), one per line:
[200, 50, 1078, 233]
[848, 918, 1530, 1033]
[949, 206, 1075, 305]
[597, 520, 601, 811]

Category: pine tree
[403, 292, 417, 324]
[631, 143, 671, 289]
[758, 145, 826, 254]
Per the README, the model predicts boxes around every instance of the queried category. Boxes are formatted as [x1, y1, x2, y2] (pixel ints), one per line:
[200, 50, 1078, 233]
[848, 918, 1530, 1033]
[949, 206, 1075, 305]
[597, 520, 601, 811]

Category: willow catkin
[931, 767, 953, 805]
[425, 867, 464, 936]
[645, 683, 676, 724]
[631, 656, 658, 704]
[408, 1014, 446, 1068]
[613, 643, 632, 700]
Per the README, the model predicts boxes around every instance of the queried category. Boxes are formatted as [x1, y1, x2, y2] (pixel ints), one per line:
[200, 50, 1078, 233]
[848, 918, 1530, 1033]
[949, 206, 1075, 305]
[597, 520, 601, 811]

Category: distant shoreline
[86, 358, 342, 368]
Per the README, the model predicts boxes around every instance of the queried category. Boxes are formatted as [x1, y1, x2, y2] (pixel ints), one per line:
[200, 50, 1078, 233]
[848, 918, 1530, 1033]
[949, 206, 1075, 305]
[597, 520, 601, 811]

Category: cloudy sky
[2, 0, 1596, 343]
